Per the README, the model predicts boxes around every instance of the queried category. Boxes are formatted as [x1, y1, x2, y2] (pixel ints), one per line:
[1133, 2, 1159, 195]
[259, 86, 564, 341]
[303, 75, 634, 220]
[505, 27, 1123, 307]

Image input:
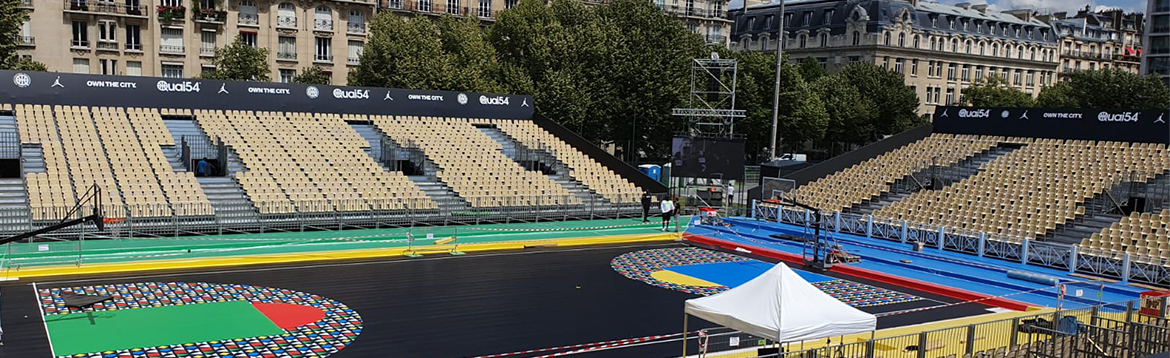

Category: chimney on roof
[1053, 11, 1067, 20]
[971, 4, 987, 13]
[955, 2, 970, 9]
[1005, 9, 1032, 22]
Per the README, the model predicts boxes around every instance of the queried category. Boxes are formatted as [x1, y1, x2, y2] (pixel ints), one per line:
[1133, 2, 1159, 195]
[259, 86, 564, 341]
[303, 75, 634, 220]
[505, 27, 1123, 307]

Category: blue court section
[665, 261, 833, 288]
[685, 217, 1148, 309]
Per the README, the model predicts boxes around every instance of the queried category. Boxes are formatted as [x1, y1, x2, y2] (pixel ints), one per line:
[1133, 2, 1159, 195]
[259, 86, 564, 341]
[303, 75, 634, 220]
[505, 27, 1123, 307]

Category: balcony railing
[71, 39, 90, 48]
[193, 9, 227, 23]
[347, 57, 360, 65]
[65, 0, 147, 16]
[157, 5, 186, 21]
[96, 41, 119, 51]
[1062, 50, 1113, 61]
[125, 42, 142, 51]
[277, 51, 297, 60]
[277, 15, 297, 29]
[200, 46, 215, 56]
[347, 22, 366, 35]
[238, 13, 258, 26]
[315, 54, 333, 63]
[159, 44, 185, 54]
[14, 35, 34, 47]
[314, 19, 333, 31]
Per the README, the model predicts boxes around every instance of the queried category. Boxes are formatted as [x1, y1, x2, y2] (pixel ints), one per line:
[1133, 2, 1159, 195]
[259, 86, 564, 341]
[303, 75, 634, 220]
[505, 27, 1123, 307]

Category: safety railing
[13, 193, 648, 239]
[751, 201, 1170, 287]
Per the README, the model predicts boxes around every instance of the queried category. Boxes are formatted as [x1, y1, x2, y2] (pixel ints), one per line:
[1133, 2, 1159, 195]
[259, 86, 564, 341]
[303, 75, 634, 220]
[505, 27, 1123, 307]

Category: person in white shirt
[726, 182, 735, 206]
[660, 196, 675, 231]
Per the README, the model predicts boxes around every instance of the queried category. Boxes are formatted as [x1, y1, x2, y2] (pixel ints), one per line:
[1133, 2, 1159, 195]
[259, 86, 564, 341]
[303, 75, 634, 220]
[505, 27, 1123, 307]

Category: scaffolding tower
[672, 53, 746, 138]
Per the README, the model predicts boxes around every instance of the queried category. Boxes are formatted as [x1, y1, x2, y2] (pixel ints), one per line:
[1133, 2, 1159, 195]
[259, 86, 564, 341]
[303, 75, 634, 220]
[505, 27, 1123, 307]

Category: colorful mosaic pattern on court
[39, 282, 362, 358]
[611, 247, 921, 307]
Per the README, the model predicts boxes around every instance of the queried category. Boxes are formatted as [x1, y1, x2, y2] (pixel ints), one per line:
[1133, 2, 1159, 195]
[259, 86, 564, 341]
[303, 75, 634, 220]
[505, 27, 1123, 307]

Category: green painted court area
[2, 217, 689, 268]
[46, 300, 283, 356]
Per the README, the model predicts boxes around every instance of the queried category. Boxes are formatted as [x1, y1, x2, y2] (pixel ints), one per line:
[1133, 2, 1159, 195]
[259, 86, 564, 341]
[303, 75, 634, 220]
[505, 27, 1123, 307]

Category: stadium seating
[873, 139, 1169, 241]
[491, 119, 640, 204]
[8, 102, 642, 224]
[195, 110, 437, 214]
[18, 104, 78, 219]
[1082, 210, 1170, 262]
[371, 115, 580, 208]
[786, 134, 1002, 212]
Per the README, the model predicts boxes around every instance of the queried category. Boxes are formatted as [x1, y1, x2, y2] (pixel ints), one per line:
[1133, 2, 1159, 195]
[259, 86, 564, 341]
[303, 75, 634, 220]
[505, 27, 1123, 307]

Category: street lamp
[769, 0, 786, 160]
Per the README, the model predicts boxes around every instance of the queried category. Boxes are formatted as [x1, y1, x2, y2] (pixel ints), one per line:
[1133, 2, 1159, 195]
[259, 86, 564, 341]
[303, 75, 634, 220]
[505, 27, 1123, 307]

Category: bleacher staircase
[351, 122, 471, 213]
[847, 144, 1020, 216]
[1043, 169, 1170, 245]
[477, 126, 606, 206]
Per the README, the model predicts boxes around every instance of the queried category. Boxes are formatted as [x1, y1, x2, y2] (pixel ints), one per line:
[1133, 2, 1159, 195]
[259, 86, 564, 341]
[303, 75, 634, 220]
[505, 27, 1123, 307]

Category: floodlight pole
[768, 0, 786, 160]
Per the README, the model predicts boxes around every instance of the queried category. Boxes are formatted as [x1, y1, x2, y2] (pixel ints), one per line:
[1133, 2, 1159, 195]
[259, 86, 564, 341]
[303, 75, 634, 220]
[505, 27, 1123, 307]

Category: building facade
[1047, 6, 1143, 75]
[1145, 0, 1170, 85]
[17, 0, 732, 84]
[730, 0, 1144, 116]
[18, 0, 377, 84]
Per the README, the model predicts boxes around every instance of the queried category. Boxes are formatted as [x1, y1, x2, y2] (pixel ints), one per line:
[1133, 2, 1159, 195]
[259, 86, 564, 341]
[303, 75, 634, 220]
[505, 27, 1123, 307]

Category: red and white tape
[467, 331, 690, 358]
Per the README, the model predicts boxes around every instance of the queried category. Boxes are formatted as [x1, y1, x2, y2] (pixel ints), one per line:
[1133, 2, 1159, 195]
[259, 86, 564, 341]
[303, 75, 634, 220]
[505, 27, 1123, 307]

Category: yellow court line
[1, 232, 680, 279]
[651, 270, 722, 287]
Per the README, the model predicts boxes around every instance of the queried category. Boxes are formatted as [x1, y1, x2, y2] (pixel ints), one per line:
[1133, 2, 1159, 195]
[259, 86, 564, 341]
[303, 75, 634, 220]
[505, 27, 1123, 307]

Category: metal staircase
[348, 122, 470, 212]
[162, 118, 217, 172]
[476, 126, 605, 205]
[196, 177, 259, 226]
[846, 144, 1020, 215]
[1043, 169, 1170, 245]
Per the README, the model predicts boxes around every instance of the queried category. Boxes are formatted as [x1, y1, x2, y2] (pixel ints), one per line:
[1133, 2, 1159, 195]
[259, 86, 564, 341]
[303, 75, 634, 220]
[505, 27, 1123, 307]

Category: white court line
[33, 242, 683, 286]
[31, 281, 55, 358]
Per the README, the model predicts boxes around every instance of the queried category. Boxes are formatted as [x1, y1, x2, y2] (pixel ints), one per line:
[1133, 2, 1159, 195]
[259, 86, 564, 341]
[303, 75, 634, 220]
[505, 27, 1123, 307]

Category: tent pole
[682, 313, 688, 358]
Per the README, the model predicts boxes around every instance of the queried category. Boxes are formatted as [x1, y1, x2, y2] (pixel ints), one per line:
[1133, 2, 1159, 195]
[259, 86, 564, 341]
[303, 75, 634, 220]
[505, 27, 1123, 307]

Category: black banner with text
[0, 70, 534, 119]
[932, 107, 1170, 143]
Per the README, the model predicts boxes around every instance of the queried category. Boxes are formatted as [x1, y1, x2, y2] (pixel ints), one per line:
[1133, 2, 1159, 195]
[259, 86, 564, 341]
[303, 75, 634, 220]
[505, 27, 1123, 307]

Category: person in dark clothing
[641, 192, 653, 222]
[196, 158, 210, 177]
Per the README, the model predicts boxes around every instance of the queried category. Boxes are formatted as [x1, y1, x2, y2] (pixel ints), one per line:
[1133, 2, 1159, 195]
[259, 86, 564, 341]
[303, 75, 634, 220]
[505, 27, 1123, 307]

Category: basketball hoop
[102, 217, 125, 224]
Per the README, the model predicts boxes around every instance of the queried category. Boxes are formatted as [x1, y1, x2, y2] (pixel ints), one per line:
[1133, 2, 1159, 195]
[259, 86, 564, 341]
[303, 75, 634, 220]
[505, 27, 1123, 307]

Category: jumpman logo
[218, 84, 229, 94]
[51, 76, 64, 88]
[521, 98, 530, 107]
[1019, 110, 1029, 120]
[939, 109, 949, 118]
[1157, 114, 1166, 124]
[384, 91, 393, 101]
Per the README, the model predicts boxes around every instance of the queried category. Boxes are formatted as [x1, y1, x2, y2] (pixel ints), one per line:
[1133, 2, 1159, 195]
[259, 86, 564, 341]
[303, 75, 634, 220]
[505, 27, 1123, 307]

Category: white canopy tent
[682, 262, 877, 354]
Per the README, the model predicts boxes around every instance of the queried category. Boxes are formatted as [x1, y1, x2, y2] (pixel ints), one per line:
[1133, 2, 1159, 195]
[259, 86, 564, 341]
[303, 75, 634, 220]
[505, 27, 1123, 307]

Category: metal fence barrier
[750, 201, 1170, 287]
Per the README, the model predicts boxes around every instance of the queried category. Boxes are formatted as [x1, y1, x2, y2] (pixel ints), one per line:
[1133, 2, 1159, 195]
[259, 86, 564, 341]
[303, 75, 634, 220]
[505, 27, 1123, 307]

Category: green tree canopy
[1036, 69, 1170, 109]
[812, 74, 876, 153]
[797, 57, 827, 82]
[838, 63, 923, 138]
[9, 56, 46, 71]
[349, 13, 447, 88]
[961, 77, 1036, 107]
[202, 37, 270, 81]
[293, 65, 331, 85]
[0, 0, 34, 69]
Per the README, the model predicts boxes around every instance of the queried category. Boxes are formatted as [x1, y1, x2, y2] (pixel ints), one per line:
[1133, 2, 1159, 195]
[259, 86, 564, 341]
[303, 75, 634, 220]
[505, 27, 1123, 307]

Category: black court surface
[0, 243, 993, 358]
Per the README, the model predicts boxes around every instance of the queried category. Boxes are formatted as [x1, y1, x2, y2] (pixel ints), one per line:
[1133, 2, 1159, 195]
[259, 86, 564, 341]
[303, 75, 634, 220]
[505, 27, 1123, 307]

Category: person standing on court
[660, 196, 676, 231]
[641, 192, 653, 222]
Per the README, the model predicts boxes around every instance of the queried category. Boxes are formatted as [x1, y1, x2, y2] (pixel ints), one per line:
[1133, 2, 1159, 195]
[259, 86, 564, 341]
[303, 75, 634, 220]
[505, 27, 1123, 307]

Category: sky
[730, 0, 1149, 14]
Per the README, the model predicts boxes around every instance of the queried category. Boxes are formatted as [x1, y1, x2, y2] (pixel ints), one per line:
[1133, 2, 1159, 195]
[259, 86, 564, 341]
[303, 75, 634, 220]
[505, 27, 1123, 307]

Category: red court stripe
[682, 233, 1033, 311]
[252, 302, 327, 329]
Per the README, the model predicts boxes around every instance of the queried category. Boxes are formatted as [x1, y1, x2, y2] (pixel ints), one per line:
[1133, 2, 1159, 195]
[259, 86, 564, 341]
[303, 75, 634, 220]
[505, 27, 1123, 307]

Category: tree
[797, 57, 827, 82]
[838, 63, 923, 139]
[812, 74, 876, 155]
[0, 0, 30, 69]
[349, 13, 447, 89]
[961, 77, 1035, 107]
[435, 15, 502, 92]
[202, 37, 270, 81]
[1037, 69, 1170, 109]
[293, 65, 331, 85]
[9, 56, 46, 71]
[776, 64, 828, 152]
